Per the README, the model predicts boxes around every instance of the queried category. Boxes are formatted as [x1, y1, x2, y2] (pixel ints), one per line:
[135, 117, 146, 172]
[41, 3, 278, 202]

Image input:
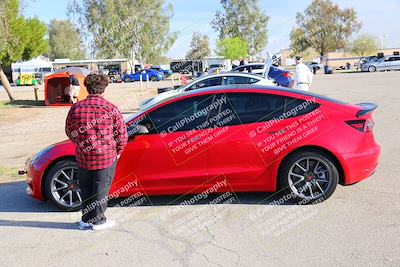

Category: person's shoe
[92, 220, 116, 231]
[79, 220, 93, 230]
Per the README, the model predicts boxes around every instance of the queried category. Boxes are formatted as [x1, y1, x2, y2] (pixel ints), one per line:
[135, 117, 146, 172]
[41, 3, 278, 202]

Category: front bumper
[23, 156, 51, 201]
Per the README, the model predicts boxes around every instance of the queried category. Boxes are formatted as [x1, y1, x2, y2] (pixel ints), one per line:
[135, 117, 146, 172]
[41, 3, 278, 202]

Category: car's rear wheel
[368, 66, 377, 72]
[150, 75, 158, 81]
[279, 151, 339, 204]
[44, 160, 82, 211]
[124, 77, 132, 83]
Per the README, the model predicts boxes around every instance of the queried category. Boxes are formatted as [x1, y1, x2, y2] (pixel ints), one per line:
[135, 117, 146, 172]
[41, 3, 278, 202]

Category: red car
[22, 85, 380, 210]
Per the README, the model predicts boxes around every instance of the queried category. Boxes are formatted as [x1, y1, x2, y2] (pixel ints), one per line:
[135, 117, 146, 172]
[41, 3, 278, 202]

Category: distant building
[52, 58, 132, 74]
[323, 48, 400, 69]
[279, 48, 400, 69]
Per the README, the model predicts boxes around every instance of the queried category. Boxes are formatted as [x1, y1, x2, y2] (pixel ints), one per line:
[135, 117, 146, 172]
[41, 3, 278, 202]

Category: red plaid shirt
[65, 95, 128, 170]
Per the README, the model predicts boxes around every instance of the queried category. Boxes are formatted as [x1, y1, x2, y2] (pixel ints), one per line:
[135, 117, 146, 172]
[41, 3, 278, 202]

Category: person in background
[64, 72, 80, 103]
[294, 56, 313, 91]
[65, 73, 128, 231]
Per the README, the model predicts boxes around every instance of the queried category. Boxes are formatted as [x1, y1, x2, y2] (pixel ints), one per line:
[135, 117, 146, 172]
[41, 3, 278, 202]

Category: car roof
[126, 84, 347, 123]
[152, 84, 345, 110]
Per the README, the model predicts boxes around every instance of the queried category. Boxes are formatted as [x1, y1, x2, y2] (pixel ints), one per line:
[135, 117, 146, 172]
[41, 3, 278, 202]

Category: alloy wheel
[287, 156, 332, 201]
[50, 166, 82, 209]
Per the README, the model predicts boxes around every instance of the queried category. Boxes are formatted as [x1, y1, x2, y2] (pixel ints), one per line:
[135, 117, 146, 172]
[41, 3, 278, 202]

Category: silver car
[139, 72, 275, 110]
[361, 56, 400, 72]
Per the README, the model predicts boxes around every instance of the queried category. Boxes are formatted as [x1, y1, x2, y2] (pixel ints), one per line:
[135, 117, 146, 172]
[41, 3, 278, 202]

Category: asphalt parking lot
[0, 71, 399, 266]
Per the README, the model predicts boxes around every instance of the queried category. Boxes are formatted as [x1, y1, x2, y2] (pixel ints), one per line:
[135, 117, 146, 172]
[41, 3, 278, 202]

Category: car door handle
[268, 129, 286, 135]
[186, 136, 201, 142]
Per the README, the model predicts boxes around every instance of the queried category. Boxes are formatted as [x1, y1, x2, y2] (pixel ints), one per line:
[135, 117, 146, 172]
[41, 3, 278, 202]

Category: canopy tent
[44, 67, 92, 106]
[11, 57, 53, 72]
[11, 57, 53, 83]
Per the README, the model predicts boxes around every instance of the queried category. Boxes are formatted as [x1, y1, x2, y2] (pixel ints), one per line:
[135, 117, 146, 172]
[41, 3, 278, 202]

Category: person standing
[64, 72, 81, 103]
[294, 56, 313, 91]
[65, 73, 128, 230]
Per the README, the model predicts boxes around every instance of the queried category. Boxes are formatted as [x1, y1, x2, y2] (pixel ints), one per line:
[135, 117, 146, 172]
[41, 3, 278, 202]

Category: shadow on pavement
[0, 181, 295, 213]
[0, 219, 80, 230]
[0, 181, 297, 231]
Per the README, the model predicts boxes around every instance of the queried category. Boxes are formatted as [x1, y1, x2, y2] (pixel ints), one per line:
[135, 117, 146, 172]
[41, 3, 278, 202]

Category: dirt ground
[0, 72, 399, 266]
[0, 80, 177, 180]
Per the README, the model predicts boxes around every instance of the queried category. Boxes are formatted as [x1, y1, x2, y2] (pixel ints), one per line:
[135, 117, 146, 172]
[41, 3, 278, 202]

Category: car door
[114, 95, 214, 194]
[379, 57, 392, 71]
[391, 57, 400, 70]
[205, 92, 302, 189]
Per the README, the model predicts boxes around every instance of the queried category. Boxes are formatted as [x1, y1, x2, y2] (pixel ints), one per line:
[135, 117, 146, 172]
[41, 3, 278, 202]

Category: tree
[22, 18, 48, 60]
[350, 34, 379, 59]
[211, 0, 269, 56]
[0, 0, 48, 101]
[215, 37, 248, 61]
[185, 31, 210, 60]
[290, 28, 313, 58]
[290, 0, 362, 60]
[48, 19, 85, 60]
[68, 0, 177, 70]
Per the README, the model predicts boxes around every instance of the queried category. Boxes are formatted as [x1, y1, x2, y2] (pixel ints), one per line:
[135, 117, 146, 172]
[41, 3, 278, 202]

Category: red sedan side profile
[22, 85, 380, 210]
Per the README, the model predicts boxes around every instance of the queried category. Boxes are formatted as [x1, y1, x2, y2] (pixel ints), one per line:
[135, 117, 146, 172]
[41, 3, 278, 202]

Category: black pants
[78, 160, 117, 225]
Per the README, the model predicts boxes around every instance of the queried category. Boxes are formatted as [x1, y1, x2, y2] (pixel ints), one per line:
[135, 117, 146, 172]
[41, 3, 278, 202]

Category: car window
[207, 93, 320, 127]
[187, 77, 222, 91]
[143, 95, 215, 133]
[235, 66, 245, 72]
[251, 65, 265, 70]
[223, 76, 248, 85]
[249, 78, 259, 84]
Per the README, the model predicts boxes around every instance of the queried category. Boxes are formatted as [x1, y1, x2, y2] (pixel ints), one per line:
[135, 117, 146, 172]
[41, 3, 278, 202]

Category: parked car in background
[233, 63, 266, 76]
[108, 69, 121, 83]
[306, 62, 322, 73]
[122, 69, 164, 82]
[150, 66, 173, 78]
[139, 72, 275, 110]
[23, 85, 380, 210]
[232, 63, 292, 87]
[361, 56, 400, 72]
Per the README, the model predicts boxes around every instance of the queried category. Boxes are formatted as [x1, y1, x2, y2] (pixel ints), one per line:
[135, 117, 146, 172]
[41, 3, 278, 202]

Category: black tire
[124, 77, 132, 83]
[150, 75, 158, 82]
[279, 150, 339, 204]
[368, 66, 377, 72]
[44, 160, 82, 211]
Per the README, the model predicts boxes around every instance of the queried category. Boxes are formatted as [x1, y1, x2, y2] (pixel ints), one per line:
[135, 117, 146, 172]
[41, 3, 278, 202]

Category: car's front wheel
[150, 75, 158, 81]
[123, 77, 132, 83]
[44, 160, 82, 211]
[279, 150, 339, 204]
[368, 66, 377, 72]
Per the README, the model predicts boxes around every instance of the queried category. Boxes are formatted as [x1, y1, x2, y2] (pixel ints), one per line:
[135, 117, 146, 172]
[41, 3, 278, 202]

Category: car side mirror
[128, 124, 149, 136]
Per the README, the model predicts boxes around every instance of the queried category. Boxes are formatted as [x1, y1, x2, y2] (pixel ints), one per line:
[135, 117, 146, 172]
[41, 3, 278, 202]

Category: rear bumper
[341, 143, 381, 185]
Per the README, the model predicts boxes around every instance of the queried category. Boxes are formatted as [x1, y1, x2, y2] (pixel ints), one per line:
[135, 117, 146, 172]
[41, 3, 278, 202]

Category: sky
[23, 0, 400, 59]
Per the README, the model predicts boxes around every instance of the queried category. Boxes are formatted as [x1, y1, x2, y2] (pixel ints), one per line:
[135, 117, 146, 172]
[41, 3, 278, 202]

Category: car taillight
[346, 119, 374, 132]
[282, 72, 290, 78]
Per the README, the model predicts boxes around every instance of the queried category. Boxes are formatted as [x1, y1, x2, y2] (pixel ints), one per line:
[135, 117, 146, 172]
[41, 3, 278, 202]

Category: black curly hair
[84, 73, 109, 95]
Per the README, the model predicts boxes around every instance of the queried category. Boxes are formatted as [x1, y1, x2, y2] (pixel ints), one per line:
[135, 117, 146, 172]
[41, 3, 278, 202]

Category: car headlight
[31, 145, 53, 163]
